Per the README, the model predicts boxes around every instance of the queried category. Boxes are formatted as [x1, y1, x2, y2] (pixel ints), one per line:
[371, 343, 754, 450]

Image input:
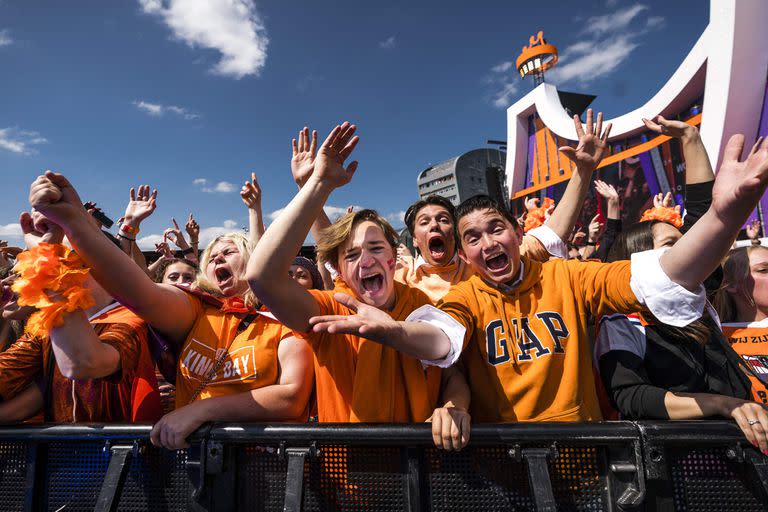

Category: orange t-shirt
[721, 319, 768, 405]
[299, 281, 441, 423]
[175, 295, 295, 407]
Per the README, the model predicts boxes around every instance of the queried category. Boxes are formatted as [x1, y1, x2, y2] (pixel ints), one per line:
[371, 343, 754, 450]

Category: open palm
[712, 135, 768, 221]
[291, 127, 317, 187]
[313, 122, 360, 189]
[559, 109, 611, 170]
[124, 185, 157, 224]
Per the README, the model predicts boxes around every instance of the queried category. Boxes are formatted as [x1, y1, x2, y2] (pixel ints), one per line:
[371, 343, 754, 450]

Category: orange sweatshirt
[300, 281, 441, 423]
[437, 256, 641, 422]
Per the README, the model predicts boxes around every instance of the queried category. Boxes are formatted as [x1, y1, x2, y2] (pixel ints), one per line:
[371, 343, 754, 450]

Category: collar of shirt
[413, 251, 460, 273]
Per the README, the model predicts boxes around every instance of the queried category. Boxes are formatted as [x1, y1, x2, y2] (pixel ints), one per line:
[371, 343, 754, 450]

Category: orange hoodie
[720, 319, 768, 405]
[300, 280, 441, 423]
[438, 255, 640, 422]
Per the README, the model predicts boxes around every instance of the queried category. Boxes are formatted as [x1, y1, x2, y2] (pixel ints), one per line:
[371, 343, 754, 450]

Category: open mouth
[360, 273, 384, 294]
[427, 236, 447, 260]
[485, 253, 510, 273]
[214, 267, 233, 286]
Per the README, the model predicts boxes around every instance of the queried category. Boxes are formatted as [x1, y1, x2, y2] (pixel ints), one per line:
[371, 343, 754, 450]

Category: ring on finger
[749, 419, 760, 425]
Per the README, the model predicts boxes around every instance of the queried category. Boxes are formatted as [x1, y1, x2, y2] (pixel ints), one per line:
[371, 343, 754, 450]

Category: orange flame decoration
[639, 207, 683, 229]
[12, 243, 95, 337]
[524, 197, 555, 232]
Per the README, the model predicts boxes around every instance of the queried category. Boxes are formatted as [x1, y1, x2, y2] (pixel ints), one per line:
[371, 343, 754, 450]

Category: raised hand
[0, 241, 22, 259]
[571, 230, 587, 247]
[642, 115, 697, 140]
[308, 292, 397, 343]
[123, 185, 157, 226]
[291, 127, 318, 188]
[587, 214, 605, 243]
[559, 109, 612, 170]
[19, 209, 65, 249]
[524, 196, 540, 212]
[653, 192, 674, 209]
[746, 219, 762, 241]
[312, 122, 360, 189]
[28, 171, 87, 228]
[712, 135, 768, 222]
[163, 218, 190, 250]
[240, 172, 262, 209]
[185, 213, 200, 243]
[594, 180, 619, 203]
[154, 241, 174, 260]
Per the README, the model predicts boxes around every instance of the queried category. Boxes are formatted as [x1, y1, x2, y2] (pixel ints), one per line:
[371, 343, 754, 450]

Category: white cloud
[137, 219, 241, 250]
[138, 0, 269, 79]
[584, 4, 648, 36]
[386, 210, 406, 226]
[0, 127, 47, 155]
[379, 36, 396, 49]
[133, 100, 200, 120]
[203, 181, 236, 193]
[491, 61, 513, 73]
[646, 15, 665, 30]
[491, 81, 520, 109]
[547, 36, 638, 84]
[0, 223, 22, 237]
[0, 30, 12, 47]
[193, 179, 236, 193]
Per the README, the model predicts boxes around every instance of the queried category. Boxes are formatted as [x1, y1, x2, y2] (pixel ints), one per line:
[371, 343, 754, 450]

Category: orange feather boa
[639, 206, 683, 228]
[11, 243, 94, 337]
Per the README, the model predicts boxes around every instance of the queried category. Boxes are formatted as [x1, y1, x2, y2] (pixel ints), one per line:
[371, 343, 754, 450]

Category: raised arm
[291, 127, 333, 239]
[164, 218, 197, 264]
[28, 172, 196, 344]
[247, 123, 359, 331]
[546, 109, 612, 240]
[19, 210, 121, 379]
[117, 185, 158, 273]
[240, 172, 265, 246]
[660, 136, 768, 290]
[643, 116, 714, 185]
[185, 214, 200, 261]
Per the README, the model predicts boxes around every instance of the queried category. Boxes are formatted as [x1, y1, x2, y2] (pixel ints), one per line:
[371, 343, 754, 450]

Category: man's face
[337, 220, 396, 309]
[412, 204, 456, 266]
[457, 208, 521, 286]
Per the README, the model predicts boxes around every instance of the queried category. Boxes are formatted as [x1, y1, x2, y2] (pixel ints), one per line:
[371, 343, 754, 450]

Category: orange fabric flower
[639, 207, 683, 228]
[12, 243, 95, 337]
[524, 197, 555, 233]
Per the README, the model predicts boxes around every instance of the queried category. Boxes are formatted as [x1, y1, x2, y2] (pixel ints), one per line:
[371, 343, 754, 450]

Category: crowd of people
[1, 110, 768, 455]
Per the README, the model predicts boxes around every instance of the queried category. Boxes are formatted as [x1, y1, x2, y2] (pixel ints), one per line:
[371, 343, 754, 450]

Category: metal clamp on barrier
[94, 441, 137, 512]
[278, 441, 322, 512]
[509, 444, 558, 512]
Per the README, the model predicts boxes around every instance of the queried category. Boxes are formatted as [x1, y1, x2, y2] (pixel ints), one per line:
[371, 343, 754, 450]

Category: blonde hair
[195, 231, 258, 308]
[316, 209, 400, 271]
[714, 245, 768, 322]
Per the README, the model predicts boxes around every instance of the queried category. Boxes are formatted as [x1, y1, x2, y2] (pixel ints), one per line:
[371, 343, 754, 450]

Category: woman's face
[205, 240, 248, 297]
[651, 222, 682, 249]
[162, 261, 196, 287]
[288, 264, 314, 290]
[746, 249, 768, 312]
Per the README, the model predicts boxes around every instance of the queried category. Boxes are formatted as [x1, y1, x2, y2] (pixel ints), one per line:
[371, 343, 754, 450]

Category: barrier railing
[0, 421, 766, 511]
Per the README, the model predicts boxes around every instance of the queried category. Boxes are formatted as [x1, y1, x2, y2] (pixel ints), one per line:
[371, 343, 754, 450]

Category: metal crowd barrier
[0, 421, 766, 511]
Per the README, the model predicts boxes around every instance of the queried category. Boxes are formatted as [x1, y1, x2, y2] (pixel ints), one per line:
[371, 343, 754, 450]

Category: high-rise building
[416, 148, 508, 206]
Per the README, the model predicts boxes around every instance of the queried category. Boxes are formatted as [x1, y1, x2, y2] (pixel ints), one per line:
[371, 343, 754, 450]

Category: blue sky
[0, 0, 707, 249]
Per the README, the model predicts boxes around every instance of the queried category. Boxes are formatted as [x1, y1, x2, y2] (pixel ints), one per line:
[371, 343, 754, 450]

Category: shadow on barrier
[0, 421, 766, 511]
